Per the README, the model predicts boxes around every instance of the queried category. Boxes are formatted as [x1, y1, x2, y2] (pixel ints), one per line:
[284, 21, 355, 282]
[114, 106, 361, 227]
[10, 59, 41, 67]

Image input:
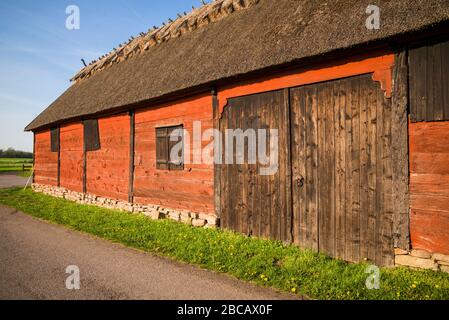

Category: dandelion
[411, 284, 417, 288]
[291, 288, 297, 294]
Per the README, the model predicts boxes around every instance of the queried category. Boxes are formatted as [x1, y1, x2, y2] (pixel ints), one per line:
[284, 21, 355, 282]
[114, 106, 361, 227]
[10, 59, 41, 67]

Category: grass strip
[0, 187, 448, 300]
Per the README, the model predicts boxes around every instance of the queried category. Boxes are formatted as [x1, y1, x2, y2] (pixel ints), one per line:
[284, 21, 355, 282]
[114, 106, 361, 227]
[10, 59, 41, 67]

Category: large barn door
[220, 90, 292, 242]
[290, 74, 394, 266]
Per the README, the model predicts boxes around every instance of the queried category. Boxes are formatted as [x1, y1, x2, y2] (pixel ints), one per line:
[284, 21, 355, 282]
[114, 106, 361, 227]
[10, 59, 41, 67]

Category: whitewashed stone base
[395, 248, 449, 273]
[32, 184, 217, 228]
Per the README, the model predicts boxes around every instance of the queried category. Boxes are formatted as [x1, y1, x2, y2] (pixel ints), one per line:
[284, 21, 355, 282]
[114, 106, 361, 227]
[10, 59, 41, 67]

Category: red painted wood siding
[60, 123, 84, 193]
[134, 93, 214, 213]
[410, 121, 449, 255]
[34, 130, 58, 185]
[86, 114, 130, 201]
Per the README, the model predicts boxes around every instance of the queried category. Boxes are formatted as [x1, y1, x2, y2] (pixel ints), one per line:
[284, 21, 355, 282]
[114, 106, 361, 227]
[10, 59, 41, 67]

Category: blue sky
[0, 0, 199, 152]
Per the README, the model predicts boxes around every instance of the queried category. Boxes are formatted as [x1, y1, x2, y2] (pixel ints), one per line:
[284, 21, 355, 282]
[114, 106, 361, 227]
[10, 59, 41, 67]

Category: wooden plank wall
[86, 113, 130, 201]
[34, 130, 58, 186]
[133, 93, 214, 214]
[410, 121, 449, 255]
[290, 74, 394, 266]
[409, 38, 449, 122]
[220, 90, 292, 241]
[59, 123, 84, 193]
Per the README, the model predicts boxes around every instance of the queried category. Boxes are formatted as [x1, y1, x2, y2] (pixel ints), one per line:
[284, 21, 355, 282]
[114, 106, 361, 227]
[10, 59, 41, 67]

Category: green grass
[0, 187, 448, 300]
[0, 158, 33, 172]
[0, 158, 33, 164]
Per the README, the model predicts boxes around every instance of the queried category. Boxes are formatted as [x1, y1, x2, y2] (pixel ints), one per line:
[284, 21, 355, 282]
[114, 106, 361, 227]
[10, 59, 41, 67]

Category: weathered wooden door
[220, 74, 395, 266]
[220, 90, 292, 242]
[290, 74, 394, 266]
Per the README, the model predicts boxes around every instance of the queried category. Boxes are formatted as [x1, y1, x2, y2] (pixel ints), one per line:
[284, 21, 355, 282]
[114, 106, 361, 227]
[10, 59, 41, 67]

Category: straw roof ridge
[71, 0, 260, 83]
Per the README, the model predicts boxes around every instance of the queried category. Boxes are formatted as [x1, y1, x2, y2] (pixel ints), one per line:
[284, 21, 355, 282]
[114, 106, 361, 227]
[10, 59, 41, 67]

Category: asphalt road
[0, 174, 29, 189]
[0, 206, 298, 300]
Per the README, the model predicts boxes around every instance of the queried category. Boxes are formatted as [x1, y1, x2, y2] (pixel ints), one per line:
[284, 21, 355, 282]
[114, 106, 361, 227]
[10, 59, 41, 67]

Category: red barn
[27, 0, 449, 269]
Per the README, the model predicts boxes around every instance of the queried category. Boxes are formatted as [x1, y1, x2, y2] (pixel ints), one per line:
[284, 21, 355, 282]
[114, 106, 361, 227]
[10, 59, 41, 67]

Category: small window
[50, 127, 60, 152]
[156, 125, 184, 171]
[83, 119, 100, 151]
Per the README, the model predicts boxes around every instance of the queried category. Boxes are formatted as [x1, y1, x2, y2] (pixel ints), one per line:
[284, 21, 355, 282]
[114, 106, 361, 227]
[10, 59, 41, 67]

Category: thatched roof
[26, 0, 449, 131]
[72, 0, 261, 83]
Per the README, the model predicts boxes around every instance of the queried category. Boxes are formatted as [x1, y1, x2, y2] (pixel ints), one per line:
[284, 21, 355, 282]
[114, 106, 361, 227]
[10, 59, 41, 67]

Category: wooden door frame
[217, 51, 395, 118]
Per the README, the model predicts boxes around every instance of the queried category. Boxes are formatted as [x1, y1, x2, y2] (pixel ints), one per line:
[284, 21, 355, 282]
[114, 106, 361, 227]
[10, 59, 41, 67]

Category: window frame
[156, 125, 184, 171]
[50, 127, 60, 153]
[83, 119, 101, 152]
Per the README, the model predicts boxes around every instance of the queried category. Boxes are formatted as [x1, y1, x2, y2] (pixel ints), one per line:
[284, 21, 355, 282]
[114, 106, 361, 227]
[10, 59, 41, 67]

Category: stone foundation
[395, 248, 449, 273]
[32, 184, 217, 228]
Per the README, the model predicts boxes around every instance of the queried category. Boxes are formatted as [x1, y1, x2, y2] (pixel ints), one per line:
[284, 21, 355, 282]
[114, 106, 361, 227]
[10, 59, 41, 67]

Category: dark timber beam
[128, 111, 135, 203]
[57, 129, 61, 187]
[32, 133, 36, 184]
[82, 122, 87, 194]
[283, 88, 293, 244]
[391, 49, 411, 250]
[212, 88, 221, 226]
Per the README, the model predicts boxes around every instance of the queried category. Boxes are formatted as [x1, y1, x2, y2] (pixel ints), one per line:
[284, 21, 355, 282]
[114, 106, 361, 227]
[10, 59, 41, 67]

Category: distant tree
[0, 148, 33, 159]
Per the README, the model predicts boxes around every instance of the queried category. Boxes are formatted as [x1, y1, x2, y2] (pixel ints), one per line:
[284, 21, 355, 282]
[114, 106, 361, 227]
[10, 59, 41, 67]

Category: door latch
[297, 176, 305, 188]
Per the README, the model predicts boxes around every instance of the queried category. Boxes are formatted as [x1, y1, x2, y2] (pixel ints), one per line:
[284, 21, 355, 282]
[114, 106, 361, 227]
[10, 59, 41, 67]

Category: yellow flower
[411, 284, 417, 288]
[291, 288, 297, 294]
